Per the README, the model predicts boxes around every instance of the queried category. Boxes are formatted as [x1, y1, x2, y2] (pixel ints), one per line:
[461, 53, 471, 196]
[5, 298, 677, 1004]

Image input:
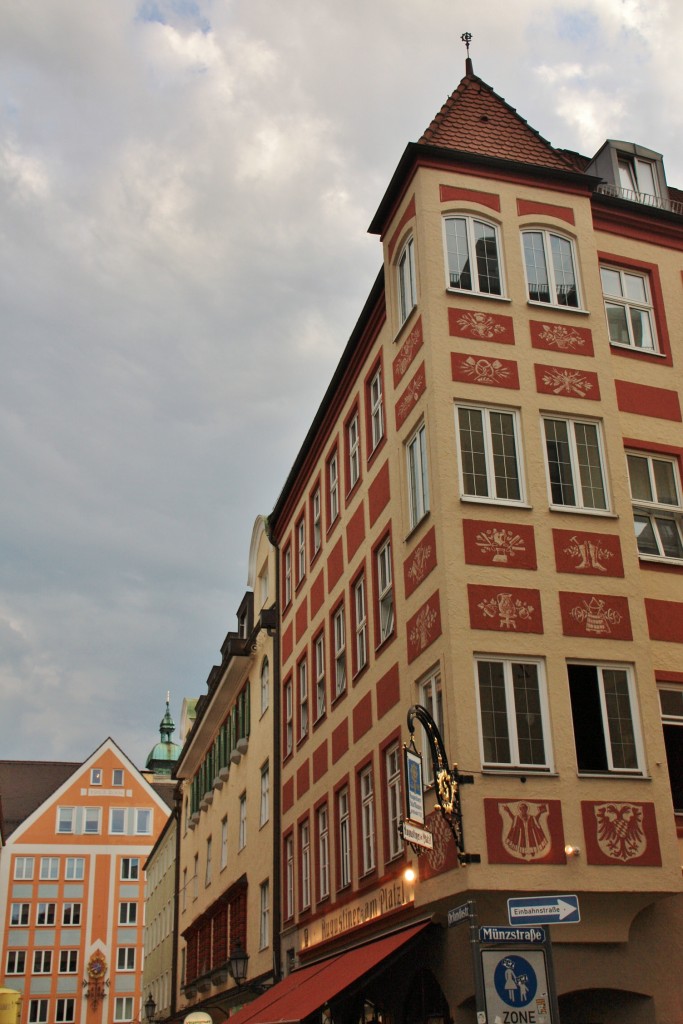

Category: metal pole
[543, 932, 561, 1024]
[467, 901, 486, 1023]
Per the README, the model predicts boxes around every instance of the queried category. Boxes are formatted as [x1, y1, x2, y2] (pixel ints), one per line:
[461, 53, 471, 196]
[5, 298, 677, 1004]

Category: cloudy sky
[2, 0, 683, 767]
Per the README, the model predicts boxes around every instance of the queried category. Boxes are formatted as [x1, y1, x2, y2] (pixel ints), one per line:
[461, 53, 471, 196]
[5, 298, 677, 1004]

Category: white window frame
[285, 835, 294, 919]
[329, 451, 339, 524]
[297, 517, 306, 583]
[659, 686, 683, 813]
[298, 658, 309, 739]
[84, 807, 101, 834]
[36, 903, 56, 926]
[259, 880, 270, 950]
[284, 545, 292, 605]
[348, 412, 360, 489]
[14, 856, 34, 880]
[59, 950, 78, 975]
[370, 367, 384, 451]
[58, 807, 74, 834]
[444, 214, 503, 296]
[354, 575, 367, 674]
[33, 950, 52, 973]
[359, 766, 376, 875]
[135, 808, 152, 835]
[285, 679, 293, 757]
[204, 836, 212, 886]
[475, 657, 552, 771]
[312, 487, 322, 555]
[90, 768, 102, 786]
[56, 999, 75, 1024]
[260, 762, 270, 826]
[600, 265, 657, 352]
[114, 997, 134, 1023]
[11, 903, 30, 926]
[522, 229, 580, 307]
[6, 950, 26, 974]
[542, 415, 609, 512]
[386, 744, 402, 860]
[377, 540, 394, 643]
[455, 404, 524, 504]
[110, 808, 126, 834]
[117, 947, 136, 972]
[618, 154, 660, 200]
[29, 1001, 48, 1024]
[121, 857, 139, 881]
[119, 902, 137, 925]
[300, 820, 311, 910]
[627, 451, 683, 562]
[220, 816, 228, 870]
[40, 857, 59, 880]
[238, 792, 247, 851]
[407, 421, 430, 528]
[568, 662, 644, 774]
[62, 903, 81, 926]
[112, 768, 124, 786]
[338, 788, 351, 889]
[314, 634, 326, 721]
[317, 804, 330, 900]
[260, 656, 269, 714]
[419, 669, 444, 786]
[397, 235, 416, 325]
[333, 605, 346, 698]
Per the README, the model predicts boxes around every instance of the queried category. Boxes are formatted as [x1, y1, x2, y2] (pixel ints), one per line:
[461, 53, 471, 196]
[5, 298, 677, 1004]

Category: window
[62, 903, 81, 926]
[205, 837, 212, 886]
[119, 902, 137, 925]
[298, 657, 309, 739]
[221, 816, 228, 869]
[300, 820, 311, 910]
[113, 768, 124, 786]
[353, 575, 368, 674]
[522, 230, 579, 307]
[285, 835, 294, 920]
[328, 450, 339, 525]
[312, 487, 322, 556]
[11, 903, 29, 926]
[14, 856, 34, 879]
[114, 997, 134, 1023]
[84, 807, 101, 834]
[386, 744, 402, 860]
[260, 656, 270, 714]
[476, 658, 551, 770]
[260, 762, 270, 826]
[6, 950, 25, 974]
[297, 516, 306, 583]
[259, 880, 270, 949]
[444, 215, 502, 295]
[135, 808, 152, 834]
[121, 857, 139, 881]
[543, 416, 608, 511]
[348, 411, 360, 489]
[420, 669, 444, 786]
[359, 765, 376, 875]
[239, 792, 247, 850]
[659, 687, 683, 812]
[36, 903, 56, 926]
[58, 807, 74, 833]
[627, 452, 683, 560]
[182, 868, 187, 912]
[91, 768, 102, 785]
[29, 1001, 48, 1024]
[338, 787, 351, 889]
[314, 633, 326, 721]
[284, 545, 292, 606]
[284, 677, 293, 757]
[117, 948, 136, 972]
[317, 804, 330, 901]
[369, 366, 384, 451]
[601, 266, 656, 351]
[33, 950, 52, 973]
[398, 235, 416, 324]
[618, 154, 659, 200]
[56, 999, 75, 1024]
[59, 950, 78, 974]
[377, 540, 394, 643]
[65, 857, 85, 880]
[456, 405, 523, 503]
[568, 663, 643, 773]
[111, 808, 126, 834]
[333, 605, 346, 697]
[193, 854, 198, 899]
[40, 857, 59, 880]
[407, 422, 430, 528]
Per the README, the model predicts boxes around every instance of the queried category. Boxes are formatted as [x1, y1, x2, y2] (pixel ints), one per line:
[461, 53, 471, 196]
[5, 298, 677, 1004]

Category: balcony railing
[596, 182, 683, 215]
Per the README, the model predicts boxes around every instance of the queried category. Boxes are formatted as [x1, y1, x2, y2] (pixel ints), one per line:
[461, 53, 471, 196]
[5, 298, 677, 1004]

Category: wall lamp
[229, 944, 250, 986]
[564, 844, 581, 858]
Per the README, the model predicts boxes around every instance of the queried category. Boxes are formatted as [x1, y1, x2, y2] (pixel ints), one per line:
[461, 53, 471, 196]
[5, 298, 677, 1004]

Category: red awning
[225, 921, 430, 1024]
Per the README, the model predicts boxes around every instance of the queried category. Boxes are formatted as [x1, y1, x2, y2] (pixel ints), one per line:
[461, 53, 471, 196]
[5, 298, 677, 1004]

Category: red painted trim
[597, 250, 672, 366]
[622, 437, 683, 459]
[517, 198, 575, 224]
[440, 184, 501, 211]
[615, 380, 681, 422]
[655, 670, 683, 684]
[592, 201, 683, 253]
[387, 195, 416, 262]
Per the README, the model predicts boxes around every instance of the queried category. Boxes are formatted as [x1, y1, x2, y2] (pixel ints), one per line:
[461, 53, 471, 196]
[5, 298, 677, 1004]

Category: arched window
[444, 215, 502, 295]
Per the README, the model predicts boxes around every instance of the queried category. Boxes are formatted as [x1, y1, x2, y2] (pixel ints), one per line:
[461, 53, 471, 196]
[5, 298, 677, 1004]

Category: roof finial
[461, 32, 474, 76]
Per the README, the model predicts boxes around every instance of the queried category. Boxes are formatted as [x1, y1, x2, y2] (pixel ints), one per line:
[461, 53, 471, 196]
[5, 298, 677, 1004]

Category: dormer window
[588, 140, 670, 212]
[617, 155, 659, 201]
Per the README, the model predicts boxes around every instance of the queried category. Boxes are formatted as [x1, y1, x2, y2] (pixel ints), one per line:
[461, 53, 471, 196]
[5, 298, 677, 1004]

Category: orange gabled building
[0, 738, 172, 1024]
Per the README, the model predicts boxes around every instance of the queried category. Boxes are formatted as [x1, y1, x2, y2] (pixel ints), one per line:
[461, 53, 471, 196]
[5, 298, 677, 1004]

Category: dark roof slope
[420, 70, 578, 172]
[0, 761, 79, 838]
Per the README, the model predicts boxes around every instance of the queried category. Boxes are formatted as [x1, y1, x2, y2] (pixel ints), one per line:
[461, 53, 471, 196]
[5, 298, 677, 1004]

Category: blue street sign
[508, 894, 580, 925]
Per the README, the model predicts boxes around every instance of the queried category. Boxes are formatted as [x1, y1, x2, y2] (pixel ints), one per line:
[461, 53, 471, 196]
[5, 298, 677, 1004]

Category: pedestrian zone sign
[481, 949, 551, 1024]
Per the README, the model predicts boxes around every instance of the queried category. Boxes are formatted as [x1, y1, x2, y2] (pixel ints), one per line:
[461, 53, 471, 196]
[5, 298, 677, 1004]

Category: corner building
[264, 60, 683, 1024]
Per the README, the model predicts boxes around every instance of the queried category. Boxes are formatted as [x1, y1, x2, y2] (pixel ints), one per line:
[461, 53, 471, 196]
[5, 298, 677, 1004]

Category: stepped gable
[420, 69, 578, 172]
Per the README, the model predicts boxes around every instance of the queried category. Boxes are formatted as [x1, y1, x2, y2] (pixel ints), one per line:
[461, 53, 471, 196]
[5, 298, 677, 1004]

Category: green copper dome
[145, 695, 181, 776]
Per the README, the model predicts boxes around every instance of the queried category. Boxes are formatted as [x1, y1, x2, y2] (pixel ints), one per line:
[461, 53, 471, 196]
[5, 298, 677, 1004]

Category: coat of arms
[594, 802, 646, 861]
[498, 801, 550, 861]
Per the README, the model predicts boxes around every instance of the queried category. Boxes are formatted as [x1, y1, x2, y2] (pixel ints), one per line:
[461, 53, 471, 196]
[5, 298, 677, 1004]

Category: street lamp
[144, 993, 156, 1021]
[229, 943, 249, 986]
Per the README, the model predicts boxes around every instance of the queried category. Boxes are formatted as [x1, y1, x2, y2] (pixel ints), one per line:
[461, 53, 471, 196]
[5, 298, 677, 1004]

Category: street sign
[480, 925, 546, 944]
[448, 902, 471, 927]
[481, 949, 552, 1023]
[508, 894, 580, 925]
[400, 820, 433, 850]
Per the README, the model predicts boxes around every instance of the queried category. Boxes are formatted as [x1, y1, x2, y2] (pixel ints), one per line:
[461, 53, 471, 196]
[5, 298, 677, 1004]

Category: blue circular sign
[493, 955, 537, 1007]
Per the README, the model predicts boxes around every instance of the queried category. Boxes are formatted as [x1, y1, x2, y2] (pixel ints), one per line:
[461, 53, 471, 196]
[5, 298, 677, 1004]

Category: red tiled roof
[420, 71, 578, 172]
